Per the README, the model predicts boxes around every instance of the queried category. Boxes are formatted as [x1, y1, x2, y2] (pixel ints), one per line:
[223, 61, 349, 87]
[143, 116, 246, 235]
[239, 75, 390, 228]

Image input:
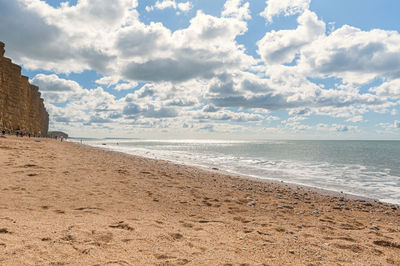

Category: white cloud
[257, 10, 325, 65]
[31, 74, 85, 103]
[177, 2, 192, 12]
[113, 82, 139, 91]
[119, 10, 252, 82]
[317, 123, 358, 133]
[298, 26, 400, 84]
[346, 115, 363, 123]
[370, 78, 400, 98]
[195, 110, 264, 122]
[146, 0, 192, 13]
[95, 76, 120, 87]
[260, 0, 311, 23]
[222, 0, 251, 21]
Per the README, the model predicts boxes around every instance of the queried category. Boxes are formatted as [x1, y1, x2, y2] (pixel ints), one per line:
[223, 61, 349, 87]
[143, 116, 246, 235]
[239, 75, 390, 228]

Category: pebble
[247, 201, 256, 207]
[277, 205, 294, 210]
[311, 210, 320, 215]
[246, 197, 253, 201]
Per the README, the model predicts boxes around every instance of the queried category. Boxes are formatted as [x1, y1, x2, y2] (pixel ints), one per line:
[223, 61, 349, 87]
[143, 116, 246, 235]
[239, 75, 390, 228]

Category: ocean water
[71, 138, 400, 205]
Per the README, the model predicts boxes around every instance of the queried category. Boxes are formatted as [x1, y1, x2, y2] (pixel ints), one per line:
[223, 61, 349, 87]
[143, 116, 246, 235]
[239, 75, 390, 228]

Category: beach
[0, 136, 399, 265]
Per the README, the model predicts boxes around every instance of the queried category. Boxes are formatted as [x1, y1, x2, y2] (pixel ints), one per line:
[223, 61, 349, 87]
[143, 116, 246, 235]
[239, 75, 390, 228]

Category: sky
[0, 0, 399, 139]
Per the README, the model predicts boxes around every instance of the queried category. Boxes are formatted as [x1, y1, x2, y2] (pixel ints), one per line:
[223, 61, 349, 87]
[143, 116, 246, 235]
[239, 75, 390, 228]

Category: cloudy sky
[1, 0, 399, 139]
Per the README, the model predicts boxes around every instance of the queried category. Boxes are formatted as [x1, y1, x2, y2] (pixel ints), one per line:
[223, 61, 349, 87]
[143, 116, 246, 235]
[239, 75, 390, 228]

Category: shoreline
[1, 136, 399, 265]
[77, 140, 399, 207]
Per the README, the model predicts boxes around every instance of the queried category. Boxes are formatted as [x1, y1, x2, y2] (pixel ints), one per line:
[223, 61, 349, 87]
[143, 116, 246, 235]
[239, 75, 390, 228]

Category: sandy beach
[0, 136, 399, 265]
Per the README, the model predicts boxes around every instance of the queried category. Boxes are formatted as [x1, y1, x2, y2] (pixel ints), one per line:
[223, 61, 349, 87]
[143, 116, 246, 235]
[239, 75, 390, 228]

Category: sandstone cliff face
[0, 42, 49, 136]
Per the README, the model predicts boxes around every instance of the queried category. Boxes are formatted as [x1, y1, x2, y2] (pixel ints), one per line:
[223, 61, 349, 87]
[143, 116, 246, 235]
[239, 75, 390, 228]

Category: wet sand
[0, 136, 399, 265]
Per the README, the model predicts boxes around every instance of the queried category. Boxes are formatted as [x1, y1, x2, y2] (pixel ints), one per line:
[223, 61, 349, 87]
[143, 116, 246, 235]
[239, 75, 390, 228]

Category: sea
[70, 138, 400, 205]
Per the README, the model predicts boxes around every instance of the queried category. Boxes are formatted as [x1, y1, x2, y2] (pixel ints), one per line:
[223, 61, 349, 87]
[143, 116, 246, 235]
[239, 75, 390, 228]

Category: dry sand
[0, 136, 399, 265]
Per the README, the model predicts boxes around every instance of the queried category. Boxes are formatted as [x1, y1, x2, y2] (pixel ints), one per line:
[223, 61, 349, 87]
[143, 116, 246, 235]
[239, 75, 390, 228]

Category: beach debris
[369, 225, 380, 231]
[212, 167, 219, 170]
[296, 211, 305, 215]
[311, 210, 320, 215]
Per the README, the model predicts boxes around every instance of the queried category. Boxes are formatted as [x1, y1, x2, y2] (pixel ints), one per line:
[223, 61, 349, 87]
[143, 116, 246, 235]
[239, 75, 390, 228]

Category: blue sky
[1, 0, 399, 139]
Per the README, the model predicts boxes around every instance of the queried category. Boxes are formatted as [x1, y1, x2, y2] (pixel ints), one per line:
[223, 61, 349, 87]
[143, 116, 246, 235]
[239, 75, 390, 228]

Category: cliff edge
[0, 42, 49, 136]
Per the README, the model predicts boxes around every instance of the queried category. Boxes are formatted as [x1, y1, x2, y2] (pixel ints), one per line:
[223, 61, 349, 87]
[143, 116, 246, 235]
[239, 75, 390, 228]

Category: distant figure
[1, 129, 5, 135]
[16, 131, 19, 137]
[20, 130, 23, 137]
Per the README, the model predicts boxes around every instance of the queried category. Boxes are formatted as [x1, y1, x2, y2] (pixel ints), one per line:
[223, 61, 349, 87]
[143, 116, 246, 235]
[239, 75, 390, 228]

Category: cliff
[0, 42, 49, 136]
[48, 131, 68, 139]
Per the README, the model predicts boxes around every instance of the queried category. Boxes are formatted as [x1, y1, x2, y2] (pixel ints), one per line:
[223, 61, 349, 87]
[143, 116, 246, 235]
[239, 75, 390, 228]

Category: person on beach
[1, 129, 5, 135]
[16, 131, 19, 137]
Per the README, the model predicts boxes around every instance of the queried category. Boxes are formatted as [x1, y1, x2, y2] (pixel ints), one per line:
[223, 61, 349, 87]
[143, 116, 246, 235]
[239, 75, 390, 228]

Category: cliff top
[0, 41, 5, 57]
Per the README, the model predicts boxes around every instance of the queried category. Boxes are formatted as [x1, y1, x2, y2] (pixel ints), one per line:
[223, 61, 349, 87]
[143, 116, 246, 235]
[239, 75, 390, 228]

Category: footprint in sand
[27, 173, 38, 177]
[169, 233, 184, 240]
[333, 243, 363, 253]
[109, 221, 134, 231]
[0, 228, 11, 234]
[181, 222, 193, 228]
[373, 240, 400, 249]
[155, 254, 176, 260]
